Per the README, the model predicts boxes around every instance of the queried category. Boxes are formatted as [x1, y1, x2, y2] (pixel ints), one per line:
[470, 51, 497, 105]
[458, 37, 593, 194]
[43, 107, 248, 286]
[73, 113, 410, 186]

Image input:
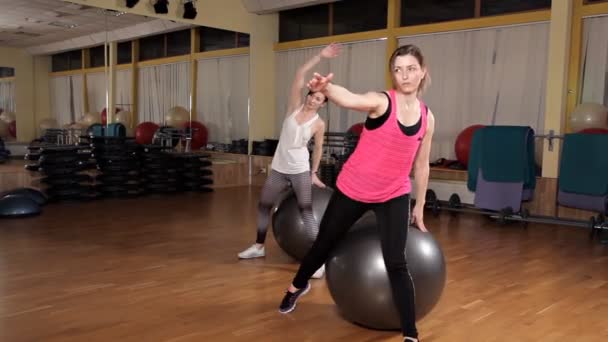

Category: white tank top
[271, 106, 319, 174]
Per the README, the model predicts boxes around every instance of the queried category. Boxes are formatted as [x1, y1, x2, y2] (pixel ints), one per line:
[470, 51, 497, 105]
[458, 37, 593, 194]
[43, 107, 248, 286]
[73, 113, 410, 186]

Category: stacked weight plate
[33, 144, 96, 202]
[91, 136, 142, 198]
[0, 137, 10, 164]
[318, 162, 338, 188]
[167, 152, 214, 192]
[139, 145, 179, 194]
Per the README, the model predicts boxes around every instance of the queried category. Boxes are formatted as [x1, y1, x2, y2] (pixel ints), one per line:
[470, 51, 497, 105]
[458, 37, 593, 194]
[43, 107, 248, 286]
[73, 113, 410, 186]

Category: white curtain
[86, 72, 106, 114]
[581, 15, 608, 106]
[0, 79, 15, 113]
[275, 39, 386, 135]
[138, 62, 191, 124]
[50, 75, 84, 126]
[398, 22, 549, 161]
[116, 69, 133, 112]
[196, 55, 249, 144]
[71, 74, 85, 121]
[86, 69, 133, 114]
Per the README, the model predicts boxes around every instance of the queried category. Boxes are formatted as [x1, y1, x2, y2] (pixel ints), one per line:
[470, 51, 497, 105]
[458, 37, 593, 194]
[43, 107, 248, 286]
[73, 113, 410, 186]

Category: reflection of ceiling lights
[43, 11, 62, 17]
[25, 18, 44, 24]
[48, 22, 78, 29]
[0, 24, 22, 30]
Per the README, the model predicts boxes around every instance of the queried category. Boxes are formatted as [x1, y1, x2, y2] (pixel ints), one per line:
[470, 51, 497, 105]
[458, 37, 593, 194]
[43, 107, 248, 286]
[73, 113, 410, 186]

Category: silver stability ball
[326, 217, 446, 330]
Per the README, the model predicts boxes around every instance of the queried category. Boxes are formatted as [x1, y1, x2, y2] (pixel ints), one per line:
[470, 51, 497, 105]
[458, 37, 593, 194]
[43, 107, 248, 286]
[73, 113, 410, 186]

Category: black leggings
[255, 169, 316, 244]
[292, 188, 417, 338]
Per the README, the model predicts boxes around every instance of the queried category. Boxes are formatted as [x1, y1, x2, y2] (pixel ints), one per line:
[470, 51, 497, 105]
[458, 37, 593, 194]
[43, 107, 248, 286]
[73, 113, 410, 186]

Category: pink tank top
[336, 89, 428, 203]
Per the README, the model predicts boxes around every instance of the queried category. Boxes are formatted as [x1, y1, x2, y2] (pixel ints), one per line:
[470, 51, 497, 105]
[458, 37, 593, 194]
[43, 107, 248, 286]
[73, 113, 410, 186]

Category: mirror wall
[45, 13, 250, 151]
[0, 66, 16, 141]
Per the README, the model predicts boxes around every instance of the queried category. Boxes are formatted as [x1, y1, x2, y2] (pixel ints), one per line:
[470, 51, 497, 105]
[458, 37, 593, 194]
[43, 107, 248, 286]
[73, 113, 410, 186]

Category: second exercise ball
[8, 120, 16, 138]
[272, 186, 333, 261]
[0, 120, 8, 138]
[0, 111, 15, 123]
[570, 102, 608, 132]
[183, 120, 208, 149]
[135, 121, 160, 145]
[166, 106, 189, 127]
[81, 112, 100, 126]
[326, 219, 446, 330]
[455, 124, 484, 167]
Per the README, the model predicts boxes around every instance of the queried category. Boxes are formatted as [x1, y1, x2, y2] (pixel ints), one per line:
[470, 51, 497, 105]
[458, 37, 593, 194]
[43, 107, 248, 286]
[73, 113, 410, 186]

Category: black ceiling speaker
[126, 0, 139, 8]
[183, 0, 197, 19]
[154, 0, 169, 14]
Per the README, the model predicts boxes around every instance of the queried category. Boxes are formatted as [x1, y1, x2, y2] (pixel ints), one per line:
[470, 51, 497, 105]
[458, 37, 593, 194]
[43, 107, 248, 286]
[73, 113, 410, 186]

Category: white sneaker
[312, 264, 325, 279]
[238, 244, 265, 259]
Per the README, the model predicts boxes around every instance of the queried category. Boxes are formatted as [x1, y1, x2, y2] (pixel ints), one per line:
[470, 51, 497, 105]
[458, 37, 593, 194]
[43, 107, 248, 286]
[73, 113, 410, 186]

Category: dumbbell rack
[422, 189, 608, 243]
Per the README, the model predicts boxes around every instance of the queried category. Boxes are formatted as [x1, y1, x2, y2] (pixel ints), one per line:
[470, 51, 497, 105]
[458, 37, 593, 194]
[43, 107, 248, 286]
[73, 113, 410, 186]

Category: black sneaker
[278, 282, 311, 314]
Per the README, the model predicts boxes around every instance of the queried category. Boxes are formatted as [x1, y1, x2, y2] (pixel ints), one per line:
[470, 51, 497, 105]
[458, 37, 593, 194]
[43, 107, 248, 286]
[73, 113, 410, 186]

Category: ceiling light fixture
[183, 0, 197, 19]
[48, 21, 78, 29]
[154, 0, 169, 14]
[98, 9, 127, 17]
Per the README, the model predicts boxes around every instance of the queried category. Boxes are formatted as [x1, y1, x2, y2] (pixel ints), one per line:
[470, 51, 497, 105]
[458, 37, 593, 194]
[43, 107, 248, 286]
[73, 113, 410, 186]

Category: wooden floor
[1, 186, 607, 342]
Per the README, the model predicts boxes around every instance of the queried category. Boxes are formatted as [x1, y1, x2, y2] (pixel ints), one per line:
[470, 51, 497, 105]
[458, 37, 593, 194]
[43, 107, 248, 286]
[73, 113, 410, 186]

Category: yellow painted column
[106, 41, 117, 125]
[190, 28, 199, 122]
[82, 49, 89, 114]
[131, 40, 139, 128]
[541, 0, 573, 178]
[248, 15, 279, 147]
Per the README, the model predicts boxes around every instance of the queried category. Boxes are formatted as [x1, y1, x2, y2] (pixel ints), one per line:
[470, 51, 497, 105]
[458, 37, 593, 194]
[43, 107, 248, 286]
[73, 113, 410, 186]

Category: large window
[139, 29, 191, 61]
[333, 0, 387, 35]
[278, 1, 387, 42]
[279, 5, 329, 42]
[90, 41, 133, 67]
[480, 0, 551, 16]
[198, 27, 250, 52]
[401, 0, 550, 26]
[0, 67, 15, 78]
[117, 41, 132, 64]
[401, 0, 475, 26]
[52, 50, 82, 72]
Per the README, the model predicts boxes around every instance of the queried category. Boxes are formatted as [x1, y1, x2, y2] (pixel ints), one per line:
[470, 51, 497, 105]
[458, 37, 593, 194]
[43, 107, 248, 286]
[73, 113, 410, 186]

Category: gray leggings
[256, 169, 316, 244]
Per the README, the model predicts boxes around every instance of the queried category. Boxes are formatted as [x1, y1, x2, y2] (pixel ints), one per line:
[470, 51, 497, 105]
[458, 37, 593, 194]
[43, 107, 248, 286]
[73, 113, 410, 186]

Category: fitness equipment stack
[168, 152, 214, 192]
[25, 131, 97, 202]
[139, 144, 181, 194]
[0, 137, 10, 164]
[91, 136, 142, 198]
[315, 131, 360, 188]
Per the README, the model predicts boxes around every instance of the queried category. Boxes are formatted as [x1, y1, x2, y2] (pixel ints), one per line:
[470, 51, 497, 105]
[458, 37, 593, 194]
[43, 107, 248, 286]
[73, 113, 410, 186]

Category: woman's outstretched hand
[320, 43, 341, 59]
[307, 72, 334, 93]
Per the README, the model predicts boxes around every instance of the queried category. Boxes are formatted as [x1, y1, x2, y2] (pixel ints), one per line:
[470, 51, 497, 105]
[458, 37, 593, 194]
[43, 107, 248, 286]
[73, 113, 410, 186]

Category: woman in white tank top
[238, 44, 341, 269]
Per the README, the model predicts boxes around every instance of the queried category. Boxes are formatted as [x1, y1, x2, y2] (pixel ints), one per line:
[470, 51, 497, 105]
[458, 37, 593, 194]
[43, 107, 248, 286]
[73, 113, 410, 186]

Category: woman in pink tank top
[278, 45, 435, 342]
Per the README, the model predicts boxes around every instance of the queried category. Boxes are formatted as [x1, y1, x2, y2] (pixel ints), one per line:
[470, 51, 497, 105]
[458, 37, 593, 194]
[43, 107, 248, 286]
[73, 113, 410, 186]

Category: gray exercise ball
[1, 187, 48, 206]
[0, 194, 42, 218]
[272, 186, 333, 260]
[325, 219, 446, 330]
